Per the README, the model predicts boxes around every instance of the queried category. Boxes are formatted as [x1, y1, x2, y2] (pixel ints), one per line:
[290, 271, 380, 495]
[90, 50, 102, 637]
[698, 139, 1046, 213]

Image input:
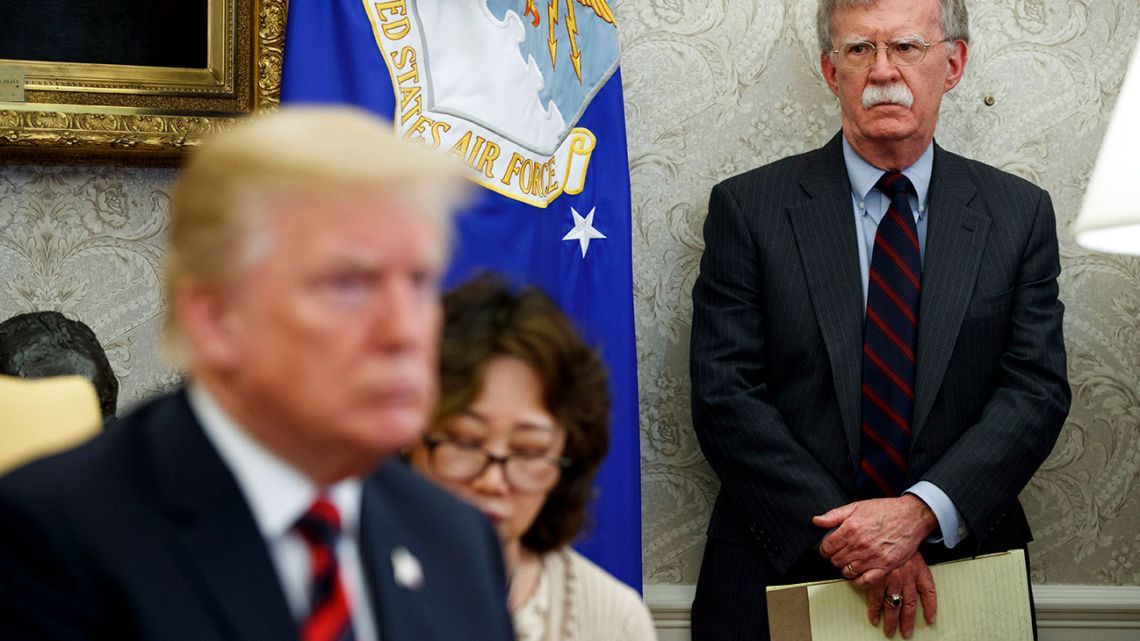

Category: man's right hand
[814, 495, 938, 588]
[865, 552, 937, 639]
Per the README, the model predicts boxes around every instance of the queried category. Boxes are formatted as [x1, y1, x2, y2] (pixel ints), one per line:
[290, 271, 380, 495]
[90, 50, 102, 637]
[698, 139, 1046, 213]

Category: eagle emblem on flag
[366, 0, 619, 207]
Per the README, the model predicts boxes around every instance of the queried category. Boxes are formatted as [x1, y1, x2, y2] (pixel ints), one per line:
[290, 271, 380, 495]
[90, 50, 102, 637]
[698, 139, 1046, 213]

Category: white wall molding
[1033, 585, 1140, 628]
[645, 584, 698, 630]
[644, 584, 1140, 638]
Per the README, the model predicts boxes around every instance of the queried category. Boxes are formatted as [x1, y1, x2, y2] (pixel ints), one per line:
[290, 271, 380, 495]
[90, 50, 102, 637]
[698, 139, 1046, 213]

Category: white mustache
[862, 83, 914, 109]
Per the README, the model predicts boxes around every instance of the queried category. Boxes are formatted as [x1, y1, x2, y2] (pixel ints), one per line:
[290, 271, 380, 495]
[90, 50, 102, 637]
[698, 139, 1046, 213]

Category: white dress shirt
[188, 384, 380, 641]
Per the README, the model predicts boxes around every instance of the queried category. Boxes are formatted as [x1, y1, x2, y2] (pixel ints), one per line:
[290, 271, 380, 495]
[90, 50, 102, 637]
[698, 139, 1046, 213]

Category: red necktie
[295, 497, 356, 641]
[857, 171, 921, 498]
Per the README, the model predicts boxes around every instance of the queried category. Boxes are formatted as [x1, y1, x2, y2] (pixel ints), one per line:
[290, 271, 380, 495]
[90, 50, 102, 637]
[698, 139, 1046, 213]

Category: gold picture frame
[0, 0, 287, 164]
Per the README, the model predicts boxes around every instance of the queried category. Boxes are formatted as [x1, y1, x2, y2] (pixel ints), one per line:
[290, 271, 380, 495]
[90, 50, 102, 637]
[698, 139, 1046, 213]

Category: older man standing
[690, 0, 1070, 639]
[0, 109, 515, 641]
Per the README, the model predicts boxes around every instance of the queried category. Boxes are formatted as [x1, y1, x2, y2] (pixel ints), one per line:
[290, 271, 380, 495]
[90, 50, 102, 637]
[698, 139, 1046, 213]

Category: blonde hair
[163, 107, 467, 366]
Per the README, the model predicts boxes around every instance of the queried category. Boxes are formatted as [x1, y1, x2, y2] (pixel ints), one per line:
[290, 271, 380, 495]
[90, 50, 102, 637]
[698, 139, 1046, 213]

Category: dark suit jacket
[690, 132, 1070, 592]
[0, 390, 516, 641]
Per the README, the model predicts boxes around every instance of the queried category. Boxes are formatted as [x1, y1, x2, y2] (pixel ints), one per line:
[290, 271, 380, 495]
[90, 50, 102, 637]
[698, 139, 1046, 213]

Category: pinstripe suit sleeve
[920, 186, 1070, 542]
[691, 178, 850, 573]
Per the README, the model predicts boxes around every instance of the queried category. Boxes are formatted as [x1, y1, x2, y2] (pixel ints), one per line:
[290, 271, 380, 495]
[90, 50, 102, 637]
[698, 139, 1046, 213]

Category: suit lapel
[911, 145, 990, 441]
[147, 392, 299, 641]
[787, 133, 865, 463]
[359, 465, 422, 641]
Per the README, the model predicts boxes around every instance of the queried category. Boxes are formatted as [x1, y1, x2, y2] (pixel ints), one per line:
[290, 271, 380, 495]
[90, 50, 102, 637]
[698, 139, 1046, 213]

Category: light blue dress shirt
[842, 137, 967, 548]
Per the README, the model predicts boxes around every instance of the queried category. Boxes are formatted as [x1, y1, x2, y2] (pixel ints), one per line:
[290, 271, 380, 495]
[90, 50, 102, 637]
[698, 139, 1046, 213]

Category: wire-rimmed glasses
[831, 38, 951, 69]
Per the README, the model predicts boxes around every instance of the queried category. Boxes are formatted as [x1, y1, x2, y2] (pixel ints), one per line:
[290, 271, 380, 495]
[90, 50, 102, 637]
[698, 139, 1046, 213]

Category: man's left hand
[813, 495, 938, 588]
[866, 552, 937, 639]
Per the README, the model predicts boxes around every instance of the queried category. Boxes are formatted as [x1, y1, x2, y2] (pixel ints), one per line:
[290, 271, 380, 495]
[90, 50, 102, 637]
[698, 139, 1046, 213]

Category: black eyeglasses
[422, 436, 570, 493]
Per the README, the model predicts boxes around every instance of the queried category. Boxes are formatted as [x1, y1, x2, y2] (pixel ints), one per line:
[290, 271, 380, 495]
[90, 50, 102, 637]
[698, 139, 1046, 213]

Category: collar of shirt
[187, 384, 377, 641]
[841, 135, 934, 222]
[186, 383, 362, 542]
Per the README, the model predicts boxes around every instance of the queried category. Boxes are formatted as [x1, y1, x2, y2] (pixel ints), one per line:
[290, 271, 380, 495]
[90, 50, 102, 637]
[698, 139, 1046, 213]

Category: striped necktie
[857, 171, 921, 498]
[295, 497, 356, 641]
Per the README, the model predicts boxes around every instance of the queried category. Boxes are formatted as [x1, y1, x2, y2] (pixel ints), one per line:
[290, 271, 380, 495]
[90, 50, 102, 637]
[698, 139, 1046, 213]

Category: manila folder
[766, 549, 1032, 641]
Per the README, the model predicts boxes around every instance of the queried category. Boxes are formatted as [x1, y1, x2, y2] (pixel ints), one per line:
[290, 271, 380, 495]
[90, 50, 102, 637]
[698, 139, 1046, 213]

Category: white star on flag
[562, 206, 606, 258]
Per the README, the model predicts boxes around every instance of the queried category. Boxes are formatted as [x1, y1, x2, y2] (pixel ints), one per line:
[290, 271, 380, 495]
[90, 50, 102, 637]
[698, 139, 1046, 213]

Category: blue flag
[280, 0, 641, 591]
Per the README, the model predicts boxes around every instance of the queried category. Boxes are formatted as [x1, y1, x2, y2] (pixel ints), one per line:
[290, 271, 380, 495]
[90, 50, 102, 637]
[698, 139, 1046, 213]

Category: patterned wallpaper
[0, 166, 180, 399]
[1, 0, 1139, 587]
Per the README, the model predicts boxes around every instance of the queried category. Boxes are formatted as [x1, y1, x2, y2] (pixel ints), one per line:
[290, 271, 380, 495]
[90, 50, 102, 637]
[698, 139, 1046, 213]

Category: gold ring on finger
[887, 593, 903, 609]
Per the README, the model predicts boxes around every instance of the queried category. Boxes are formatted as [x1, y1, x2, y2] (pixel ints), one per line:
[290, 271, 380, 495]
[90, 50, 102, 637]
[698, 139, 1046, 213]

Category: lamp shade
[1074, 37, 1140, 254]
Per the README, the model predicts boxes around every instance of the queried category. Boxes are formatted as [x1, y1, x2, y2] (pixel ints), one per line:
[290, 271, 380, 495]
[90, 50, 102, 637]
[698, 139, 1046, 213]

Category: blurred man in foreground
[0, 108, 516, 641]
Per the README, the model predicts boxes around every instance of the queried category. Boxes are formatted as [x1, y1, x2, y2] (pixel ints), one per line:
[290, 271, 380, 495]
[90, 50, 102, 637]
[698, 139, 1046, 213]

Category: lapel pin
[391, 546, 424, 591]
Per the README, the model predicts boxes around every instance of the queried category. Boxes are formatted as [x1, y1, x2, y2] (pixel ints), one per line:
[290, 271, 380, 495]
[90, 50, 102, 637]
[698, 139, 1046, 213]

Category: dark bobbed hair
[0, 311, 119, 418]
[436, 274, 610, 552]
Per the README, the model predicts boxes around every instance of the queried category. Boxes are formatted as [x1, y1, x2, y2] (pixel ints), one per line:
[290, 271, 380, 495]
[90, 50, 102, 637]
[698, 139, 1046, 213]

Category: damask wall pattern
[1, 0, 1138, 588]
[0, 166, 182, 402]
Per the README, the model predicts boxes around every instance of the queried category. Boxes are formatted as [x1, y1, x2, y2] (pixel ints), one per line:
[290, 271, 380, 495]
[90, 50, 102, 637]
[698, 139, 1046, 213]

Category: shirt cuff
[906, 481, 968, 548]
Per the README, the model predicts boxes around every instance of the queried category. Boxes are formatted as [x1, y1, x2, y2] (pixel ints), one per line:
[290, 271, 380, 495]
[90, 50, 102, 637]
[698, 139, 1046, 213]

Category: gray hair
[816, 0, 970, 52]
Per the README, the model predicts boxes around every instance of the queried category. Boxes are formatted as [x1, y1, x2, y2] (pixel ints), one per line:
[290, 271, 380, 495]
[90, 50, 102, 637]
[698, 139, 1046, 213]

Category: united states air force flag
[280, 1, 641, 590]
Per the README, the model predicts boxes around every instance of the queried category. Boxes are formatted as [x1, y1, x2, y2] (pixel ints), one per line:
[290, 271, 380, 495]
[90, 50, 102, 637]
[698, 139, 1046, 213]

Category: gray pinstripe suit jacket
[690, 132, 1070, 582]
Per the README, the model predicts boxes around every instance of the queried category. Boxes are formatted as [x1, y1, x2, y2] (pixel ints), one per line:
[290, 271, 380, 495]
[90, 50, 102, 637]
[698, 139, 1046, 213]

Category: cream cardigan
[513, 547, 657, 641]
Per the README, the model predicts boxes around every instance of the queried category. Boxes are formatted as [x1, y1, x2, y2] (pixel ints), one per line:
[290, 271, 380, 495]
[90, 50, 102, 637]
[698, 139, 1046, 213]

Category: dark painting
[0, 0, 207, 68]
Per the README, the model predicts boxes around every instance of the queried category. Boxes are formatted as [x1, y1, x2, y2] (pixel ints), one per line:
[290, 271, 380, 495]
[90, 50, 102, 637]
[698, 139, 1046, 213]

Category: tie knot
[295, 496, 342, 545]
[876, 171, 914, 197]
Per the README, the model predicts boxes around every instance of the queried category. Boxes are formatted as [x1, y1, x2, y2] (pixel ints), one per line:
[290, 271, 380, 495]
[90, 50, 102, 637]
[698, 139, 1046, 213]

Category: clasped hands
[813, 495, 939, 639]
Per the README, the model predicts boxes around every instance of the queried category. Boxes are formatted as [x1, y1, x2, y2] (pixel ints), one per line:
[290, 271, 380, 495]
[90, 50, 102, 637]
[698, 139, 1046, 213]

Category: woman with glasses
[407, 275, 656, 641]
